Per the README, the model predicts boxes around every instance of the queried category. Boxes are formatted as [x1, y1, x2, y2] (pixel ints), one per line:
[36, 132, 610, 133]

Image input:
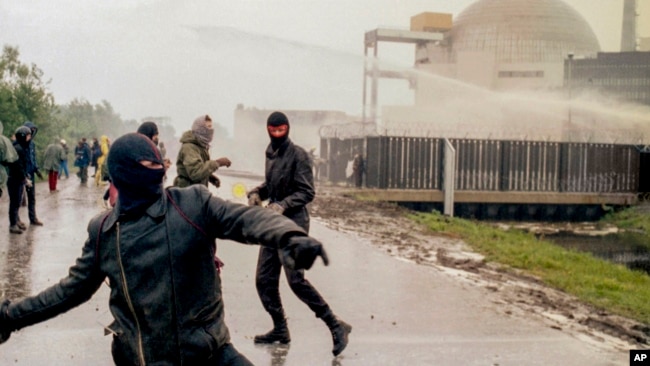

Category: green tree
[0, 45, 55, 133]
[1, 44, 172, 167]
[0, 45, 56, 169]
[56, 98, 132, 141]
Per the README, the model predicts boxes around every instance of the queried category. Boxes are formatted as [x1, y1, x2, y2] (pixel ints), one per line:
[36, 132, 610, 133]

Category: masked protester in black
[247, 111, 352, 356]
[0, 132, 329, 365]
[7, 127, 31, 234]
[22, 121, 43, 226]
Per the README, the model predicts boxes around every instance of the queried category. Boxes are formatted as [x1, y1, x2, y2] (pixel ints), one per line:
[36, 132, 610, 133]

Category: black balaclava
[14, 126, 31, 148]
[137, 121, 159, 145]
[108, 133, 165, 218]
[267, 111, 290, 150]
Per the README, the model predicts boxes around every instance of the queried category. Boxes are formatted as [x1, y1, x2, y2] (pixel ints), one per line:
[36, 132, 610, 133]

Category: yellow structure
[410, 12, 452, 32]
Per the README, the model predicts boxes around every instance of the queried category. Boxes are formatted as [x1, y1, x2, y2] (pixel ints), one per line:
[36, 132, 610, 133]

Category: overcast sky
[0, 0, 644, 136]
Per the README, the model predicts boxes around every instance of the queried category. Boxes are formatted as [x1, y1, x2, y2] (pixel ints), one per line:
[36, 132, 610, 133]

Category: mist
[0, 0, 639, 144]
[377, 64, 650, 145]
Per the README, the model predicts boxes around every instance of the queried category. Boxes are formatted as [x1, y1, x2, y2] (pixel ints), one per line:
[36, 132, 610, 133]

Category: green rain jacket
[173, 130, 220, 187]
[0, 121, 19, 189]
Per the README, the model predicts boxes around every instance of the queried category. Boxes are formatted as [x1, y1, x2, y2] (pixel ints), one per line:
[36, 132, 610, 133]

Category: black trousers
[255, 245, 329, 319]
[7, 178, 24, 226]
[78, 166, 89, 183]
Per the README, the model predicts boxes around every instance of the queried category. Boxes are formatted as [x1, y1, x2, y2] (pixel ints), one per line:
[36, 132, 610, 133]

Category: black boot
[321, 310, 352, 356]
[254, 316, 290, 344]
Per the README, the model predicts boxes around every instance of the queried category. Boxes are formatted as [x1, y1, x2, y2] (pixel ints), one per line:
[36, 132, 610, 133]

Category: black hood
[108, 133, 165, 218]
[23, 121, 38, 139]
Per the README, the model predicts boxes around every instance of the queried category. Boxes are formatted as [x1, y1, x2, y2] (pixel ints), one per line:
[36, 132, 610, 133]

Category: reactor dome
[449, 0, 601, 63]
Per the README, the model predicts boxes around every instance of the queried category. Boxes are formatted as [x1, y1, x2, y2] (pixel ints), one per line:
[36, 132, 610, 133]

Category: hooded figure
[0, 121, 18, 196]
[42, 137, 66, 192]
[22, 121, 38, 176]
[191, 114, 214, 148]
[94, 135, 110, 186]
[0, 132, 329, 365]
[7, 126, 32, 233]
[137, 121, 159, 145]
[266, 111, 290, 150]
[58, 139, 70, 179]
[108, 133, 164, 218]
[21, 121, 42, 225]
[247, 111, 352, 356]
[173, 115, 230, 188]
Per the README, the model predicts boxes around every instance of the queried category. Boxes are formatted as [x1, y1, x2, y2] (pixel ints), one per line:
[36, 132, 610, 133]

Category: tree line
[0, 45, 176, 164]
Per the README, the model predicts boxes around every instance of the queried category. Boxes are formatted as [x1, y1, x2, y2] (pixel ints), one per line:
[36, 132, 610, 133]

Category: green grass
[602, 205, 650, 235]
[408, 210, 650, 325]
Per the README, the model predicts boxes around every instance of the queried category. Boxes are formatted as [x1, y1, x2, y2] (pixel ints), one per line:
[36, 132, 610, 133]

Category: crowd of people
[0, 112, 351, 364]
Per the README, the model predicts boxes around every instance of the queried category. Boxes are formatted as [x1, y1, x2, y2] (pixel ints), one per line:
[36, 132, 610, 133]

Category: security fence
[320, 136, 642, 194]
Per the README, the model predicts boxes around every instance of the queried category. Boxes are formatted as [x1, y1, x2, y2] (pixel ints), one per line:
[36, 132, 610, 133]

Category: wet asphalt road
[0, 172, 628, 365]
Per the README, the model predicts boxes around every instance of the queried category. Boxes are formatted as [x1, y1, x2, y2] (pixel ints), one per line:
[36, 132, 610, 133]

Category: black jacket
[5, 185, 306, 365]
[7, 141, 28, 182]
[249, 138, 315, 230]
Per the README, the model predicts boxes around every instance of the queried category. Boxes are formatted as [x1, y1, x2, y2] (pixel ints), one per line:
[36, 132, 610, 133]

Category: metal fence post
[444, 138, 456, 217]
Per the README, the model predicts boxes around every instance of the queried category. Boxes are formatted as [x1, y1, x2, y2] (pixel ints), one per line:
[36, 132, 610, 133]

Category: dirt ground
[309, 185, 650, 350]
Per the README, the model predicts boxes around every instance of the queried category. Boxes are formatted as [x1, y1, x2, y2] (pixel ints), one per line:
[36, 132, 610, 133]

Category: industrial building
[363, 0, 650, 144]
[565, 51, 650, 106]
[323, 0, 650, 216]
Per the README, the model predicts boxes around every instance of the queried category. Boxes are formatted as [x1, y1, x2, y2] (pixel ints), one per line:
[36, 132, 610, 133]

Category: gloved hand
[35, 170, 43, 180]
[248, 192, 261, 206]
[281, 236, 329, 270]
[0, 300, 13, 344]
[268, 202, 285, 215]
[215, 157, 231, 168]
[208, 174, 221, 188]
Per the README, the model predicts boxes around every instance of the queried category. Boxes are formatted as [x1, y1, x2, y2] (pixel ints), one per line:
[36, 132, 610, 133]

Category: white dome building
[377, 0, 635, 142]
[415, 0, 601, 92]
[448, 0, 600, 64]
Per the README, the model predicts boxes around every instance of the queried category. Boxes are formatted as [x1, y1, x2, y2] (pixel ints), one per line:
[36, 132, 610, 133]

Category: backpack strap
[165, 189, 223, 271]
[165, 189, 208, 236]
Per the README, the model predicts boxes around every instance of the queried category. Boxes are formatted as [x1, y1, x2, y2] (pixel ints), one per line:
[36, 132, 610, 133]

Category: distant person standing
[174, 114, 231, 189]
[90, 137, 101, 177]
[352, 153, 365, 188]
[7, 127, 31, 234]
[137, 121, 171, 171]
[74, 138, 91, 184]
[0, 121, 18, 198]
[94, 135, 109, 186]
[158, 141, 167, 158]
[137, 121, 160, 146]
[22, 121, 43, 226]
[42, 138, 66, 192]
[247, 111, 352, 356]
[58, 139, 70, 179]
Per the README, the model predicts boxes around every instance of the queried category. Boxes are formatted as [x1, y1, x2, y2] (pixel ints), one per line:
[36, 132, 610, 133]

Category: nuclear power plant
[360, 0, 650, 144]
[231, 0, 650, 218]
[317, 0, 650, 219]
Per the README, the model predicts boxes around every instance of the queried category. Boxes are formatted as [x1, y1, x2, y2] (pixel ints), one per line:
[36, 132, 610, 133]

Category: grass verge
[408, 210, 650, 325]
